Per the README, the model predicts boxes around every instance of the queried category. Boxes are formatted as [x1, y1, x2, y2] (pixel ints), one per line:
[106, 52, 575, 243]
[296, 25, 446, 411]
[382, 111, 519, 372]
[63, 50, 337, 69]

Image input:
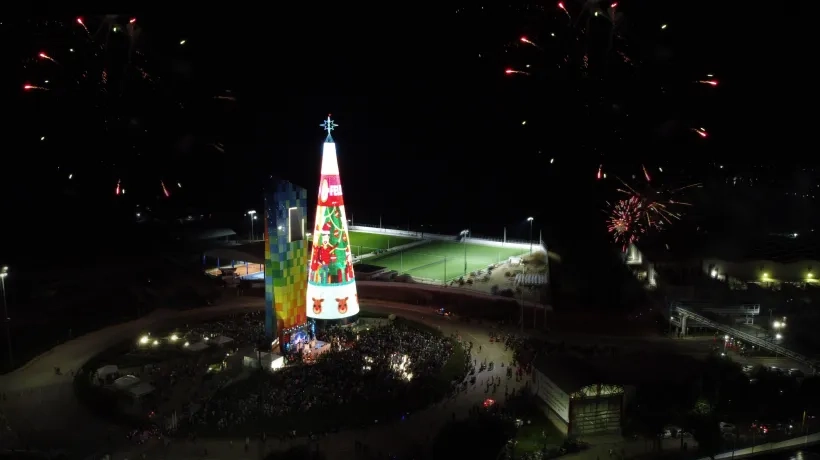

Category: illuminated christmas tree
[306, 116, 359, 321]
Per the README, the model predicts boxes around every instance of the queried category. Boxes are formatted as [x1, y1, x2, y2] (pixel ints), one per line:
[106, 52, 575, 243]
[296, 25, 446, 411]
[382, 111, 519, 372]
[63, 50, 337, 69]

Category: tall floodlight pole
[1, 266, 11, 368]
[461, 229, 470, 276]
[519, 281, 525, 333]
[247, 210, 257, 240]
[527, 217, 534, 254]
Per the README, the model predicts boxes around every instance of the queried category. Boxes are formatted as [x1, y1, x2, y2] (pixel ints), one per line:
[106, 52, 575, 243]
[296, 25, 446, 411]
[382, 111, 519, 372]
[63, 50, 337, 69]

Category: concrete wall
[357, 281, 549, 321]
[703, 258, 819, 283]
[353, 239, 430, 264]
[631, 243, 819, 283]
[350, 225, 546, 253]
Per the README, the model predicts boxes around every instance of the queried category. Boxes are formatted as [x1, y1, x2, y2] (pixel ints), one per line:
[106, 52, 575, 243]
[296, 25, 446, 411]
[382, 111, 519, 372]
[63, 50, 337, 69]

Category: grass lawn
[368, 241, 528, 281]
[514, 417, 565, 454]
[507, 395, 566, 455]
[396, 316, 466, 390]
[348, 231, 418, 255]
[438, 340, 467, 384]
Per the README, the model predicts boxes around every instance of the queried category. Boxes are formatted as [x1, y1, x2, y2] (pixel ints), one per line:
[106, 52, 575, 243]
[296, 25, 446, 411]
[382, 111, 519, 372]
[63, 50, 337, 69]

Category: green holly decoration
[323, 206, 348, 281]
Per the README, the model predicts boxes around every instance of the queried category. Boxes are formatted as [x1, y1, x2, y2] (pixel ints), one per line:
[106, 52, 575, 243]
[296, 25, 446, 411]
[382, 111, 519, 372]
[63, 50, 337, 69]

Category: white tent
[243, 352, 272, 369]
[95, 364, 119, 379]
[127, 382, 155, 399]
[213, 335, 234, 345]
[113, 375, 140, 390]
[270, 354, 285, 371]
[186, 341, 209, 352]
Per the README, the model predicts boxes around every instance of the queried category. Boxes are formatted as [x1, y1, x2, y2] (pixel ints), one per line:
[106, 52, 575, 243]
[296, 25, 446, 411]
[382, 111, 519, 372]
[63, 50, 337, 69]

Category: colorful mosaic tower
[306, 116, 360, 323]
[264, 180, 309, 350]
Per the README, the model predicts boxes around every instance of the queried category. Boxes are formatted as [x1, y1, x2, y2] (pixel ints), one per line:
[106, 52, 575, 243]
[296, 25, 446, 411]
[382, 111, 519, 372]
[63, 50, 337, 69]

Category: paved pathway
[5, 296, 798, 459]
[702, 431, 819, 459]
[0, 299, 263, 455]
[357, 280, 550, 310]
[0, 298, 523, 459]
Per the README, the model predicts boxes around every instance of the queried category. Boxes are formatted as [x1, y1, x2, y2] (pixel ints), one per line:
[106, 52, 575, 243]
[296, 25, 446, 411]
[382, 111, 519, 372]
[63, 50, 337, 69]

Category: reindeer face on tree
[336, 297, 349, 315]
[312, 297, 324, 315]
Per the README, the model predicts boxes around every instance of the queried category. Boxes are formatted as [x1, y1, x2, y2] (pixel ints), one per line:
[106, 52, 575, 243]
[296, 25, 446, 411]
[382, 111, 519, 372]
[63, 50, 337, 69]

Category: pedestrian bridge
[669, 302, 814, 369]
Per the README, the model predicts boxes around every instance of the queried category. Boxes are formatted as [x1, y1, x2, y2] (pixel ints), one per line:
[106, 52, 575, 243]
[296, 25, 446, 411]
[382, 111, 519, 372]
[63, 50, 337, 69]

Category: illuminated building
[264, 180, 309, 352]
[306, 116, 359, 325]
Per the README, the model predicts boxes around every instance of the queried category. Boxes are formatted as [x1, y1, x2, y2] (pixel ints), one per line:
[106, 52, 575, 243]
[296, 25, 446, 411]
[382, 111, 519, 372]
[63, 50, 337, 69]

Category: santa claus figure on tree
[309, 205, 354, 285]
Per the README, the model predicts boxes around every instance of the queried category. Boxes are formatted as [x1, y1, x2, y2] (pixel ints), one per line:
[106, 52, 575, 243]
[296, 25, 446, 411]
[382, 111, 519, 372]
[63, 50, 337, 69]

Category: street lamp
[1, 266, 11, 368]
[527, 217, 534, 254]
[460, 229, 470, 276]
[246, 210, 257, 241]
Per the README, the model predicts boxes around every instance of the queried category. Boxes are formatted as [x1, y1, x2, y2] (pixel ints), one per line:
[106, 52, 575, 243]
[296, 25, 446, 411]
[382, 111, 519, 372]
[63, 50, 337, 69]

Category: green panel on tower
[264, 180, 308, 349]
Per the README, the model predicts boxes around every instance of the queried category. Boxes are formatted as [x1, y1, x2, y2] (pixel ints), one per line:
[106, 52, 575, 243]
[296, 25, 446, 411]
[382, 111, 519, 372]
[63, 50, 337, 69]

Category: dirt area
[545, 308, 662, 338]
[449, 252, 550, 304]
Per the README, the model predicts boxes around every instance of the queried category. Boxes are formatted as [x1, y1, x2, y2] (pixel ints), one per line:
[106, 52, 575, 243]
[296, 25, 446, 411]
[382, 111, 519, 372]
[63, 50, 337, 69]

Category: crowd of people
[186, 321, 456, 435]
[185, 310, 266, 347]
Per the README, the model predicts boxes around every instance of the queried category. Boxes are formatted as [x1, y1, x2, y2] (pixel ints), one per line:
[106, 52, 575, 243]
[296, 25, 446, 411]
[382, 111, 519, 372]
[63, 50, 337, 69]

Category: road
[0, 299, 263, 455]
[0, 298, 523, 459]
[0, 297, 813, 459]
[729, 352, 815, 375]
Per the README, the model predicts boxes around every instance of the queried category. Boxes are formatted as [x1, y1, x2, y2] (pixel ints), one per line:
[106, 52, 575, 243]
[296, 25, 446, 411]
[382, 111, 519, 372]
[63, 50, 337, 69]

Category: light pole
[519, 283, 525, 333]
[1, 266, 11, 368]
[772, 318, 785, 346]
[246, 210, 257, 241]
[461, 229, 470, 276]
[527, 217, 534, 254]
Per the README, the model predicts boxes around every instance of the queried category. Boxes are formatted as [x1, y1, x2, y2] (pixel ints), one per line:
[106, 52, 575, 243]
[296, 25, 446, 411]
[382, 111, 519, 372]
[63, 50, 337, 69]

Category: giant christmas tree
[306, 116, 359, 321]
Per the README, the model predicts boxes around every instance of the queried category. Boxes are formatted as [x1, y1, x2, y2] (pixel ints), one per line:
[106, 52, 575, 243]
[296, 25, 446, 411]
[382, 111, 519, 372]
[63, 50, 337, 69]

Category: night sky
[2, 3, 812, 260]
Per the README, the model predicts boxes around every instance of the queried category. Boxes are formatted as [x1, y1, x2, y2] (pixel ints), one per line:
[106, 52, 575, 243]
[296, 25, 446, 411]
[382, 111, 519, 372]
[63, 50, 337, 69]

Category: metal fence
[351, 222, 535, 246]
[671, 302, 814, 368]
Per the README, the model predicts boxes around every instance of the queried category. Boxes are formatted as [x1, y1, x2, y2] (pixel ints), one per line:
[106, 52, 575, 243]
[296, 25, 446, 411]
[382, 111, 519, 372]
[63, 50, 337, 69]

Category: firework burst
[607, 169, 701, 250]
[20, 16, 194, 200]
[607, 196, 655, 250]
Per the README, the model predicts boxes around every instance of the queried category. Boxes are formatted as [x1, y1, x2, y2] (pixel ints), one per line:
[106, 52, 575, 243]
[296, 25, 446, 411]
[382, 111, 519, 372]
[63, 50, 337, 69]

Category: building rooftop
[205, 242, 264, 264]
[637, 229, 820, 264]
[533, 352, 701, 393]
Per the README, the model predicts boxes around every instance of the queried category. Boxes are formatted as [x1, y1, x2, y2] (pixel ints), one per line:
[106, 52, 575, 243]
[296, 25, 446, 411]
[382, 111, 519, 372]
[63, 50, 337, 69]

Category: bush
[265, 446, 326, 460]
[498, 288, 514, 298]
[528, 251, 548, 263]
[432, 416, 515, 460]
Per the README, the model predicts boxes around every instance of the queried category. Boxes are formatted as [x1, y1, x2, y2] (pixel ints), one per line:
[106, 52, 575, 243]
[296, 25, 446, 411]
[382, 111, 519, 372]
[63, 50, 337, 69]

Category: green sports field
[347, 231, 418, 256]
[368, 241, 527, 282]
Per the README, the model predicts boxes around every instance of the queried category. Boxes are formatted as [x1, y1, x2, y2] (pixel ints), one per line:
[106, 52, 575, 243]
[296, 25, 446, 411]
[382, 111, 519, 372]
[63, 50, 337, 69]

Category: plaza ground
[347, 231, 418, 255]
[0, 298, 523, 460]
[13, 294, 815, 459]
[367, 241, 528, 282]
